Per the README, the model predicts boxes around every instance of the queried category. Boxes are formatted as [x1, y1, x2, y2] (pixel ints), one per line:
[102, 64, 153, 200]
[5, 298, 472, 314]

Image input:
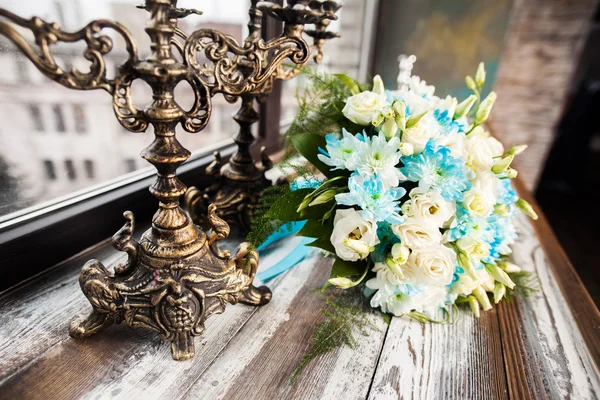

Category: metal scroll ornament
[183, 0, 342, 233]
[0, 1, 280, 361]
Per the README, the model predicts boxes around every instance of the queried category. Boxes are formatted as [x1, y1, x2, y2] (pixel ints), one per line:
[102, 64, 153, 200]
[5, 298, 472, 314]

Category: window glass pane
[280, 0, 372, 126]
[0, 0, 250, 218]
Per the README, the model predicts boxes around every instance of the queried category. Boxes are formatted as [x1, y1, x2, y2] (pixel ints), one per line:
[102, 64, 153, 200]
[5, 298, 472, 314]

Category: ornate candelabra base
[184, 147, 274, 234]
[68, 205, 271, 361]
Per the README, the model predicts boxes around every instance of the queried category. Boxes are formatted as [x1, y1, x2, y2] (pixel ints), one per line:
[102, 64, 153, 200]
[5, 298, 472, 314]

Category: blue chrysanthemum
[336, 173, 406, 224]
[497, 179, 518, 205]
[400, 141, 473, 201]
[434, 109, 465, 135]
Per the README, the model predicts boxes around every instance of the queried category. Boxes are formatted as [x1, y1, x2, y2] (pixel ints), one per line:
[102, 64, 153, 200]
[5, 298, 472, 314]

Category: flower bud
[297, 194, 312, 213]
[391, 243, 410, 264]
[465, 75, 477, 92]
[381, 117, 398, 139]
[475, 91, 497, 125]
[309, 189, 337, 206]
[406, 110, 427, 129]
[372, 75, 385, 95]
[468, 295, 481, 318]
[328, 277, 355, 289]
[457, 250, 477, 280]
[497, 261, 521, 273]
[381, 105, 394, 119]
[454, 95, 477, 119]
[484, 262, 515, 289]
[475, 62, 486, 89]
[492, 155, 514, 174]
[398, 142, 414, 156]
[343, 239, 372, 259]
[493, 282, 506, 304]
[385, 257, 405, 279]
[516, 199, 538, 220]
[371, 112, 385, 127]
[473, 285, 492, 311]
[494, 204, 509, 216]
[505, 168, 518, 179]
[504, 144, 528, 157]
[392, 100, 406, 117]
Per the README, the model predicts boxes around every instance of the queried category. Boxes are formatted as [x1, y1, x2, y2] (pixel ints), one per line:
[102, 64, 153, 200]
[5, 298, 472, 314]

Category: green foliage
[246, 185, 293, 246]
[284, 68, 362, 171]
[504, 271, 540, 303]
[329, 258, 367, 282]
[290, 289, 377, 385]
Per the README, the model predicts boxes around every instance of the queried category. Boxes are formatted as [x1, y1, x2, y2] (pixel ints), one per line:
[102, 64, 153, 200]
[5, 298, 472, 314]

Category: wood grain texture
[515, 178, 600, 369]
[488, 0, 599, 188]
[367, 308, 508, 399]
[181, 253, 389, 400]
[497, 214, 600, 400]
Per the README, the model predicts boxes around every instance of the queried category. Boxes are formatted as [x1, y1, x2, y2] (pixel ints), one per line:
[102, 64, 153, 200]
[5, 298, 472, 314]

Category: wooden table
[1, 187, 599, 400]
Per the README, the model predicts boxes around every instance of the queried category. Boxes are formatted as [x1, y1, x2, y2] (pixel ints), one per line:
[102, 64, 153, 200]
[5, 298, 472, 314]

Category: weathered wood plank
[515, 179, 600, 368]
[0, 236, 300, 400]
[0, 244, 121, 384]
[367, 308, 508, 399]
[497, 214, 600, 400]
[181, 253, 388, 400]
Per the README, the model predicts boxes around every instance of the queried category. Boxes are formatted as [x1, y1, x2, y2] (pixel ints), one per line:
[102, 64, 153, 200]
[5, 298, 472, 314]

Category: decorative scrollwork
[180, 73, 212, 133]
[0, 8, 148, 132]
[183, 29, 310, 97]
[0, 8, 138, 93]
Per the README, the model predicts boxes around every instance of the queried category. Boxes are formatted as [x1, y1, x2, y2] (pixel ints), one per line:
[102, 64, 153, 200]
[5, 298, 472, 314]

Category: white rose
[464, 127, 504, 170]
[331, 209, 379, 261]
[408, 245, 456, 286]
[401, 123, 431, 154]
[342, 91, 386, 125]
[462, 188, 492, 217]
[393, 218, 442, 249]
[404, 188, 455, 227]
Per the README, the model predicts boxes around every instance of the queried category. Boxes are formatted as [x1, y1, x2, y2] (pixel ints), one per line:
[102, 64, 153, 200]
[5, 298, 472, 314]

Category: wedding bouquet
[250, 63, 538, 321]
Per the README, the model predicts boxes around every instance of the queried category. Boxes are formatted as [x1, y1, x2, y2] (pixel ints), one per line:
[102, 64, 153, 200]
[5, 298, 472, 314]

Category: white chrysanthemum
[330, 209, 379, 261]
[317, 129, 363, 171]
[354, 132, 405, 188]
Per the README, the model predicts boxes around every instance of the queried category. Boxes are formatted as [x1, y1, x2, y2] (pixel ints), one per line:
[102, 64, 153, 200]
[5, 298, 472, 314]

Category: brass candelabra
[0, 0, 337, 360]
[183, 0, 342, 233]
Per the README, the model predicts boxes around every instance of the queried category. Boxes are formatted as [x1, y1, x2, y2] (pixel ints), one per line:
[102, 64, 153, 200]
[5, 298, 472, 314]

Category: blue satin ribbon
[256, 220, 312, 282]
[257, 236, 313, 282]
[256, 220, 306, 252]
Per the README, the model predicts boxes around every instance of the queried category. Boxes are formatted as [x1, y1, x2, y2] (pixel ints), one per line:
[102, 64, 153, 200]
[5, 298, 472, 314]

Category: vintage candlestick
[183, 0, 342, 233]
[0, 0, 333, 360]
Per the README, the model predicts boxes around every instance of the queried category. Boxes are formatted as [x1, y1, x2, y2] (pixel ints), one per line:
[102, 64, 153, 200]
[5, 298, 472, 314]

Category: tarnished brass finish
[183, 0, 342, 233]
[0, 0, 275, 360]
